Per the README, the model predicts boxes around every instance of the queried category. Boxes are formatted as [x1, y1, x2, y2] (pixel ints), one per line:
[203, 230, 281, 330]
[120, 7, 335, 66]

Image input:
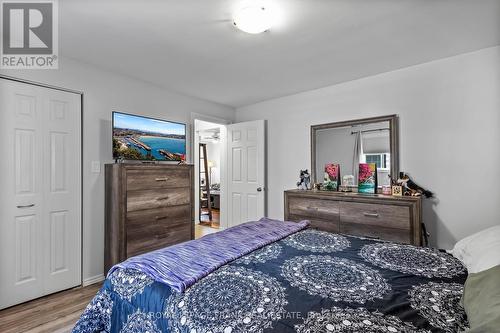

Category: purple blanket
[108, 218, 309, 292]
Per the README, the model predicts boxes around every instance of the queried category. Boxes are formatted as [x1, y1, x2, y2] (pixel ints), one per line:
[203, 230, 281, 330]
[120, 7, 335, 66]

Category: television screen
[113, 112, 186, 161]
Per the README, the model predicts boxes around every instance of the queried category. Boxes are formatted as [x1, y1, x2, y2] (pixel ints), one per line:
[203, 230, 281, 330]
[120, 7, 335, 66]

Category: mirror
[311, 115, 399, 188]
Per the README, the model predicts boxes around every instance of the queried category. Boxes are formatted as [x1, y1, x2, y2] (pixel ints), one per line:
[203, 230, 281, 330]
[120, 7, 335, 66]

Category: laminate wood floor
[195, 222, 221, 239]
[0, 283, 101, 333]
[200, 208, 220, 228]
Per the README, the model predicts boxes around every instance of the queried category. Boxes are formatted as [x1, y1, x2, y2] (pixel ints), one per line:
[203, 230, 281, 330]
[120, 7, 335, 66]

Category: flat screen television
[112, 112, 186, 161]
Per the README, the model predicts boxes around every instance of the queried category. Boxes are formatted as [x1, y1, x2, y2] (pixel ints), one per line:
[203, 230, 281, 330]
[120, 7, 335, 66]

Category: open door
[227, 120, 266, 227]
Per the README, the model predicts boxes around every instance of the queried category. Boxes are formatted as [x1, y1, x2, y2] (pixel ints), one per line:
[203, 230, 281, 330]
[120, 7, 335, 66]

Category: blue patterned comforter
[109, 218, 309, 292]
[73, 227, 468, 333]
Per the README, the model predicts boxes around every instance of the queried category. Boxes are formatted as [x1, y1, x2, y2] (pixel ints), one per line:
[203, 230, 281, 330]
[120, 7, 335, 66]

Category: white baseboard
[83, 274, 105, 286]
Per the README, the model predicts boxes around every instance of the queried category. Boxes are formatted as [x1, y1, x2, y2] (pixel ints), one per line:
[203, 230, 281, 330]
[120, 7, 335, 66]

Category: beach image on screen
[113, 112, 186, 161]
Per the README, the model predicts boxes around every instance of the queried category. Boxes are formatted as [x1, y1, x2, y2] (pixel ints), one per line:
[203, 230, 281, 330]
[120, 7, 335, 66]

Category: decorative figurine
[342, 175, 355, 187]
[396, 172, 433, 198]
[296, 169, 311, 190]
[340, 175, 354, 192]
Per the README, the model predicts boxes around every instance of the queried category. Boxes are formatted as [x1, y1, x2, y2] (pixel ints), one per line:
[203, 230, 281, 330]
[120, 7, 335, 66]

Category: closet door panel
[43, 89, 81, 294]
[0, 82, 44, 309]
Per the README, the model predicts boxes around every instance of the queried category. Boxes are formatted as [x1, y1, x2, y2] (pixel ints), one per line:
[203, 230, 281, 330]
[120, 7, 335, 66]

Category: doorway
[192, 118, 267, 238]
[194, 119, 226, 238]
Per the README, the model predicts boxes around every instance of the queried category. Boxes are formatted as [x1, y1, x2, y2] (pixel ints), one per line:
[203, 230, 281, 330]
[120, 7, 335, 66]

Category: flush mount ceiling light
[233, 5, 273, 34]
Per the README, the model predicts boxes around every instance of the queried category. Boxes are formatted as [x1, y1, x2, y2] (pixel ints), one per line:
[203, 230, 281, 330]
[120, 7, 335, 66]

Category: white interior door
[0, 79, 81, 309]
[227, 120, 265, 227]
[42, 88, 81, 294]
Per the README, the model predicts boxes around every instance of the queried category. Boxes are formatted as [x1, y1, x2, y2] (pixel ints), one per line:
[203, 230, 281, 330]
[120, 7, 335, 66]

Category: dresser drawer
[340, 201, 410, 230]
[288, 214, 340, 233]
[127, 187, 191, 212]
[288, 196, 340, 221]
[340, 223, 411, 244]
[284, 190, 421, 246]
[126, 168, 190, 191]
[127, 205, 191, 229]
[127, 223, 191, 257]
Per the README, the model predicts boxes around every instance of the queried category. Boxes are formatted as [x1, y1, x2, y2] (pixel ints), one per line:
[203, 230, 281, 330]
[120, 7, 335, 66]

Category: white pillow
[449, 225, 500, 273]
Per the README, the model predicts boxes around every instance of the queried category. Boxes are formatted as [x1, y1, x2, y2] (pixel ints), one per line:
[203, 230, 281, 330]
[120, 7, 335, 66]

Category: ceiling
[60, 0, 500, 107]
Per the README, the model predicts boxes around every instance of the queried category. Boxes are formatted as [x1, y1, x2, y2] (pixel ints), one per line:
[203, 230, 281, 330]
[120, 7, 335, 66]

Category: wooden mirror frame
[310, 114, 399, 184]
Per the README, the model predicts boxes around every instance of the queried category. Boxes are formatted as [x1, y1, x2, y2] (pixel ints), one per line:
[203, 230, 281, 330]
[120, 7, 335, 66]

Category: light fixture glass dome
[233, 5, 273, 34]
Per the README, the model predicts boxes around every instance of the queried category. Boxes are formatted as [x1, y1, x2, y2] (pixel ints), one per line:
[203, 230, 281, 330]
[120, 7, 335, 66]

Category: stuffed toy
[297, 169, 311, 190]
[396, 172, 433, 198]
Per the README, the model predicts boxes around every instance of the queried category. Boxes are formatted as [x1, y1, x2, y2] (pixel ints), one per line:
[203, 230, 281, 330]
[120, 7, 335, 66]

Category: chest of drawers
[284, 189, 422, 245]
[104, 164, 194, 272]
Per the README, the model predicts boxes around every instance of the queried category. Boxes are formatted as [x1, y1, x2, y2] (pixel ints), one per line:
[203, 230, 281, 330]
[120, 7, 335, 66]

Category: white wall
[236, 46, 500, 249]
[205, 141, 222, 185]
[1, 58, 234, 282]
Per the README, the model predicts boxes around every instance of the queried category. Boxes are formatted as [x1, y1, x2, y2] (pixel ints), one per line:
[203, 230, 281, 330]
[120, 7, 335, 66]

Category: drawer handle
[155, 216, 168, 221]
[156, 196, 170, 201]
[363, 212, 379, 218]
[17, 204, 35, 209]
[155, 233, 170, 239]
[307, 206, 332, 214]
[155, 177, 169, 182]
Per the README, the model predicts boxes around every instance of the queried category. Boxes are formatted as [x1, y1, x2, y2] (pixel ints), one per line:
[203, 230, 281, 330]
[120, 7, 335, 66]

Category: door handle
[17, 204, 35, 209]
[257, 187, 263, 192]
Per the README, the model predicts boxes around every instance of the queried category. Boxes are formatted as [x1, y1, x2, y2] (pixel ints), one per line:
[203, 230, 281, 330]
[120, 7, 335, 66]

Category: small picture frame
[358, 163, 377, 194]
[382, 185, 392, 195]
[392, 185, 403, 196]
[323, 163, 340, 191]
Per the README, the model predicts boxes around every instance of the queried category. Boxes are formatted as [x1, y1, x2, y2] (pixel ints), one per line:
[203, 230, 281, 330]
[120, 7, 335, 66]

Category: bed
[72, 218, 468, 333]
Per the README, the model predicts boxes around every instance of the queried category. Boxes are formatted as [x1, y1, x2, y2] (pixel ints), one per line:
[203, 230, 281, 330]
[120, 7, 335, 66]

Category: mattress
[73, 224, 468, 333]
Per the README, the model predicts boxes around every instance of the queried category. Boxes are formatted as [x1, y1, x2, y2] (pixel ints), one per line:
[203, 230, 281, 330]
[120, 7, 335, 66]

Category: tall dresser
[284, 190, 422, 245]
[104, 164, 194, 272]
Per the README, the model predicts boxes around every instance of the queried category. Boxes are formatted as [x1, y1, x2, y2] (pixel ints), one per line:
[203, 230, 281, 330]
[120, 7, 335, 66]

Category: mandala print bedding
[73, 229, 468, 333]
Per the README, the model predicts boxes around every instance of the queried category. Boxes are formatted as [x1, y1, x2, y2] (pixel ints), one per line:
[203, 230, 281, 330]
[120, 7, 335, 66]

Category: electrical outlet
[91, 161, 101, 174]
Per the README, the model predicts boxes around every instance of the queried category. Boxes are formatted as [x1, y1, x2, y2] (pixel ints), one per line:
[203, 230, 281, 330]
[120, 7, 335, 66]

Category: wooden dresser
[104, 164, 194, 272]
[284, 190, 422, 245]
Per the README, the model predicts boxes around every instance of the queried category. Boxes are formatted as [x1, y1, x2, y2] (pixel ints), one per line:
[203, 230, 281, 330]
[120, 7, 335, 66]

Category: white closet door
[227, 120, 266, 227]
[0, 81, 44, 308]
[0, 79, 81, 309]
[42, 88, 81, 294]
